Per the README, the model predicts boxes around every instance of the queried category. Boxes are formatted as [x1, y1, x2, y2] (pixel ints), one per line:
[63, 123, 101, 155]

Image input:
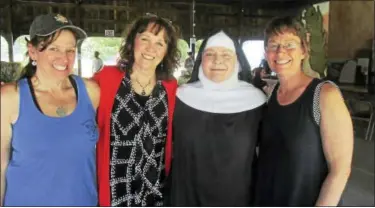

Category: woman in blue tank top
[0, 14, 100, 206]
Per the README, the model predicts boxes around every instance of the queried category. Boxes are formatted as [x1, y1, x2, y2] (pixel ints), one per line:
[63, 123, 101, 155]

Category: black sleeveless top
[254, 78, 330, 206]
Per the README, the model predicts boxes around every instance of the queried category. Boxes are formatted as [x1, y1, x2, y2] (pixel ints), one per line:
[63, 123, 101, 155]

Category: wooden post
[238, 0, 244, 44]
[7, 0, 14, 62]
[75, 1, 82, 76]
[190, 0, 196, 59]
[113, 0, 117, 33]
[77, 40, 83, 77]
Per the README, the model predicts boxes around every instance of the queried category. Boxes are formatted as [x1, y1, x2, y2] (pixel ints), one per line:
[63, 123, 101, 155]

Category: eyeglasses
[266, 41, 301, 52]
[145, 12, 173, 25]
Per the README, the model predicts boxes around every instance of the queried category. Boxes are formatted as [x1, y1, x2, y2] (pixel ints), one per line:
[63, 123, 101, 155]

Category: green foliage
[81, 37, 122, 62]
[177, 70, 192, 86]
[175, 39, 204, 85]
[0, 61, 21, 83]
[303, 5, 327, 77]
[178, 39, 189, 63]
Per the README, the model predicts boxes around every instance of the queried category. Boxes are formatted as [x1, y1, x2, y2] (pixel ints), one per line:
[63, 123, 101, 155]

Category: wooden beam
[14, 0, 136, 11]
[208, 12, 275, 18]
[238, 0, 244, 40]
[164, 1, 227, 8]
[84, 18, 128, 24]
[7, 0, 14, 62]
[75, 1, 82, 76]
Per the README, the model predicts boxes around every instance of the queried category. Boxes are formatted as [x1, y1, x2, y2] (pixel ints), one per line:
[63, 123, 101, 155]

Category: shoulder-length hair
[117, 15, 181, 80]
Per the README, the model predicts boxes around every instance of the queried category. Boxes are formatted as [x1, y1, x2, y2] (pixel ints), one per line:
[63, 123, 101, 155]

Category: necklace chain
[134, 77, 152, 96]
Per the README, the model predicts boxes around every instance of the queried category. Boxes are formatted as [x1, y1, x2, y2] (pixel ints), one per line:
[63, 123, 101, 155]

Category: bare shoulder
[320, 82, 343, 104]
[82, 78, 100, 109]
[1, 82, 19, 104]
[1, 82, 19, 122]
[319, 82, 348, 116]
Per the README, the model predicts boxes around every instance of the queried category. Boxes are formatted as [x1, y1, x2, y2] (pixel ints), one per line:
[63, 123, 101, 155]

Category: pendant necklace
[56, 106, 67, 117]
[135, 77, 152, 96]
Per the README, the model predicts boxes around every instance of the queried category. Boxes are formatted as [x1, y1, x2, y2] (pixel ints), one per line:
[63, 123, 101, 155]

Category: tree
[178, 39, 189, 63]
[81, 37, 122, 62]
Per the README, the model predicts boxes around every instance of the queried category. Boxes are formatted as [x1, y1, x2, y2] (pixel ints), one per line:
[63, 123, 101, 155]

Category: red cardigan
[93, 66, 177, 206]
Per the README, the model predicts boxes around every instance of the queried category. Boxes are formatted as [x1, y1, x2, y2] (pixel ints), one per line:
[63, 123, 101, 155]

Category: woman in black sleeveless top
[254, 16, 353, 206]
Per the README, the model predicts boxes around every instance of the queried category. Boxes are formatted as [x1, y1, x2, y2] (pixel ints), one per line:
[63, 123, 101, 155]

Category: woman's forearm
[1, 168, 7, 206]
[315, 169, 351, 206]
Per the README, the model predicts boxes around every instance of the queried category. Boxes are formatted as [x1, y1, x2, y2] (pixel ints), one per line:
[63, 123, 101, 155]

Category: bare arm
[82, 78, 100, 111]
[0, 84, 19, 206]
[315, 83, 353, 206]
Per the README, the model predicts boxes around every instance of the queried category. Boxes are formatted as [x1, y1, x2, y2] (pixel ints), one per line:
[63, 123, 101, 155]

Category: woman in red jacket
[93, 14, 180, 206]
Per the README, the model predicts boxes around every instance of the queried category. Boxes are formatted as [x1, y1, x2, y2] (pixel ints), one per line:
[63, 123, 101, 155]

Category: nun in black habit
[170, 30, 266, 206]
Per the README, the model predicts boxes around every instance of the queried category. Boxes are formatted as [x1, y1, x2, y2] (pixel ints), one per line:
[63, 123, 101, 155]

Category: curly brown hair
[264, 16, 310, 56]
[117, 15, 181, 80]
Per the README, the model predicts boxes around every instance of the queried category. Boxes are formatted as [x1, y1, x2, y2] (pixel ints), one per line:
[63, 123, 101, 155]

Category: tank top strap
[312, 80, 341, 126]
[71, 75, 95, 114]
[17, 78, 40, 120]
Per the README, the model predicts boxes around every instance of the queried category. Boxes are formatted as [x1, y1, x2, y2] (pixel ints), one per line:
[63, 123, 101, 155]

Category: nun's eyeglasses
[145, 13, 173, 25]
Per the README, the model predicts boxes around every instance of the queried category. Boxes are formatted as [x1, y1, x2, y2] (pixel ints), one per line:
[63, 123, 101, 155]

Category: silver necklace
[134, 77, 152, 96]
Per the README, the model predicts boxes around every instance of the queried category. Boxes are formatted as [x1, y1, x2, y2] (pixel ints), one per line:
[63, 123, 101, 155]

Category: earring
[32, 60, 37, 66]
[161, 62, 164, 71]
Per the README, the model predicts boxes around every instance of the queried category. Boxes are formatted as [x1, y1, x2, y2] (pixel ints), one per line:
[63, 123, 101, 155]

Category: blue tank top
[4, 76, 98, 206]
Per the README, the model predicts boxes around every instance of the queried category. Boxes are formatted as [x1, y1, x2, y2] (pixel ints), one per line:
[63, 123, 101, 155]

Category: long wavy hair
[117, 15, 181, 80]
[19, 29, 78, 80]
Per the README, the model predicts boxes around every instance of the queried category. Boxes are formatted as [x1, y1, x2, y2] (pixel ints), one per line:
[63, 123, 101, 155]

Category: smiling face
[265, 32, 307, 77]
[201, 46, 237, 83]
[133, 23, 168, 71]
[28, 29, 77, 79]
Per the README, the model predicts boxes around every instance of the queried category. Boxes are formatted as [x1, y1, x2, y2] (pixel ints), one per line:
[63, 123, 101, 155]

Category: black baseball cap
[29, 13, 87, 40]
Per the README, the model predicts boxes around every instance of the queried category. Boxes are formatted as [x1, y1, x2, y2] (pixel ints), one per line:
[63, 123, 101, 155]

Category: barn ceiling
[0, 0, 330, 41]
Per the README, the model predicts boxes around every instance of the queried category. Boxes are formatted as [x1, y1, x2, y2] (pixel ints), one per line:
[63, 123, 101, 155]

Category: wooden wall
[328, 0, 374, 59]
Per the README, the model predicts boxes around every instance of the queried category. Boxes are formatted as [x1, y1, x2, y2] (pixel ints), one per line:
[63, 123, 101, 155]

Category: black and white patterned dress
[110, 74, 168, 206]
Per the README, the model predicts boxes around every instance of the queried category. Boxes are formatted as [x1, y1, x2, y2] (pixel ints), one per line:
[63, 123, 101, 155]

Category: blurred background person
[92, 50, 103, 74]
